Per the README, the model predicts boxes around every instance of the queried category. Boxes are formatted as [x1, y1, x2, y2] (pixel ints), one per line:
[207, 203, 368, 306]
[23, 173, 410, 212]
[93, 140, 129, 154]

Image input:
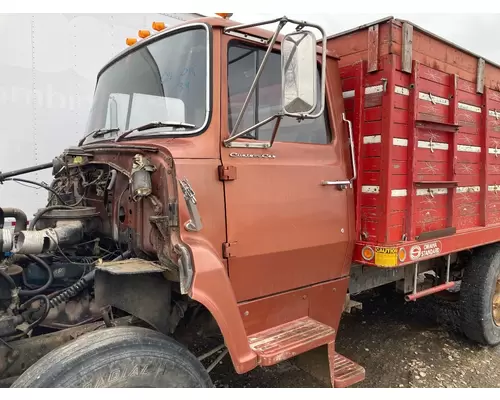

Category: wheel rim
[494, 274, 500, 326]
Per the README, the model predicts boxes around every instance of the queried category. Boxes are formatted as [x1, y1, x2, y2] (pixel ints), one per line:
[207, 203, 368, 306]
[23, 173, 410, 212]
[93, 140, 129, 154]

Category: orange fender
[184, 237, 258, 374]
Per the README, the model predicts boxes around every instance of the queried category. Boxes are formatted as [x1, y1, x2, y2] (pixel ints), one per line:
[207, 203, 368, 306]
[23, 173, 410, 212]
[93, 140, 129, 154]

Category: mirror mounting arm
[223, 16, 328, 149]
[224, 21, 286, 147]
[224, 16, 289, 34]
[269, 115, 284, 147]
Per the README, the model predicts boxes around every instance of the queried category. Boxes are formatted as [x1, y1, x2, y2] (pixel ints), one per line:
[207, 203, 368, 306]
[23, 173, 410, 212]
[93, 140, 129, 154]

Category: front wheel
[12, 326, 213, 388]
[459, 244, 500, 346]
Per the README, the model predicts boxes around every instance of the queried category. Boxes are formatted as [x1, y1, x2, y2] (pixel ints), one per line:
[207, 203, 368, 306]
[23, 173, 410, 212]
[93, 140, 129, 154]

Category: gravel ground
[2, 288, 498, 388]
[202, 289, 500, 388]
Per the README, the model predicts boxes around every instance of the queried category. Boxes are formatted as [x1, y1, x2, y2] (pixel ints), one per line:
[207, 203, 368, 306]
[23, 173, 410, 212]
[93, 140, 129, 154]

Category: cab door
[220, 38, 353, 303]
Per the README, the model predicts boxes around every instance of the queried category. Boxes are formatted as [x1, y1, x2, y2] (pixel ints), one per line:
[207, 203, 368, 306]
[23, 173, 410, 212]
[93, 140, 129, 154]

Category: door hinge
[218, 165, 237, 181]
[222, 242, 235, 258]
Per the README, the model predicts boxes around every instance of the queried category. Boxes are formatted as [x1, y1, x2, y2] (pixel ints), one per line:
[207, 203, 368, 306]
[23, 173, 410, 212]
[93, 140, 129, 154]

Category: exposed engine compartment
[0, 163, 128, 337]
[0, 147, 196, 379]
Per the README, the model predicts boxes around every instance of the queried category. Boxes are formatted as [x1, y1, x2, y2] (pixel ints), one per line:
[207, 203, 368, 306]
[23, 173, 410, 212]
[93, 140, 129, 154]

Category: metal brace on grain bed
[381, 78, 388, 92]
[429, 137, 435, 153]
[428, 92, 437, 105]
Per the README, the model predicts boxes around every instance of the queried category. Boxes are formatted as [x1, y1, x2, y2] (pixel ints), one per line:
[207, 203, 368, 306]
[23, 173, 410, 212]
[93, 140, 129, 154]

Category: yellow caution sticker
[374, 246, 398, 267]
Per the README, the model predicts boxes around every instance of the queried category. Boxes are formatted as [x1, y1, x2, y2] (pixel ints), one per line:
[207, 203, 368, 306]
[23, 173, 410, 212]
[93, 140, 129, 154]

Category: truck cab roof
[98, 16, 339, 80]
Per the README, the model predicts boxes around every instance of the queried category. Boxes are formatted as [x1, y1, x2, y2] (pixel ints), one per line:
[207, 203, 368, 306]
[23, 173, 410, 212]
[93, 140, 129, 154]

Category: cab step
[248, 317, 335, 366]
[329, 347, 365, 388]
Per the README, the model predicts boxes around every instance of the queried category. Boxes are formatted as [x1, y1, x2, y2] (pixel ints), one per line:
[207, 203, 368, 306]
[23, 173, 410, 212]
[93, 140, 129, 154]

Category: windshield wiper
[114, 121, 197, 142]
[78, 128, 120, 146]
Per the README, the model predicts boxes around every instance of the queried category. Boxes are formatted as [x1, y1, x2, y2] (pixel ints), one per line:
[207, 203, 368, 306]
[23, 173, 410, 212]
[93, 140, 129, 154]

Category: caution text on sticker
[374, 247, 398, 254]
[374, 247, 398, 267]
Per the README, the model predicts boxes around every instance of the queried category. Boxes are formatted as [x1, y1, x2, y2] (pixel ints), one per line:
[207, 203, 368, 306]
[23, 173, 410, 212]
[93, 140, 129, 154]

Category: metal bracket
[477, 57, 485, 94]
[381, 78, 388, 92]
[225, 141, 271, 149]
[178, 178, 203, 232]
[428, 92, 437, 105]
[401, 22, 413, 74]
[222, 242, 234, 258]
[224, 30, 267, 45]
[367, 24, 379, 73]
[218, 165, 237, 181]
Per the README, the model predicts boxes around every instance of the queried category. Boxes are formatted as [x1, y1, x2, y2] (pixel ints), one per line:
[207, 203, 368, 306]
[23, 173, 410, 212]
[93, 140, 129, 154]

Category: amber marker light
[215, 13, 233, 19]
[361, 246, 375, 261]
[152, 21, 166, 31]
[398, 247, 406, 262]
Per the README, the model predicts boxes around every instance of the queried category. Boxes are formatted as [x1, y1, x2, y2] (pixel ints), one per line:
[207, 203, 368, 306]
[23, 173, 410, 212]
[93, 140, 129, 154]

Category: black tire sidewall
[12, 326, 213, 388]
[479, 251, 500, 343]
[460, 245, 500, 345]
[60, 348, 208, 388]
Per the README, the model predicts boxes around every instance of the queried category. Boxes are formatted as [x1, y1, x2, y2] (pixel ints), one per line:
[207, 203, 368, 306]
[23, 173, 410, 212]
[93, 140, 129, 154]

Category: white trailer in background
[0, 13, 201, 223]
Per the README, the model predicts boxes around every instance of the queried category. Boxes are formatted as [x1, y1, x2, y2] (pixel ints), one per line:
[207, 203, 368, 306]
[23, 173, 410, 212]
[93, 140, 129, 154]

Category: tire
[459, 244, 500, 346]
[12, 326, 213, 388]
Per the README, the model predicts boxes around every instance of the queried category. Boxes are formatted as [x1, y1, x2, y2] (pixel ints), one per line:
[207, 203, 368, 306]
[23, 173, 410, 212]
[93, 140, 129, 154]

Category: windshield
[83, 25, 210, 144]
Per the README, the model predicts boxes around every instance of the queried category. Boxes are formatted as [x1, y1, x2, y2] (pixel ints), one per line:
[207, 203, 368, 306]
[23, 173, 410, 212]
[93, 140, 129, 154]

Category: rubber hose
[49, 250, 131, 308]
[18, 255, 54, 296]
[3, 295, 51, 341]
[2, 178, 67, 205]
[21, 294, 51, 323]
[28, 205, 73, 231]
[0, 268, 16, 290]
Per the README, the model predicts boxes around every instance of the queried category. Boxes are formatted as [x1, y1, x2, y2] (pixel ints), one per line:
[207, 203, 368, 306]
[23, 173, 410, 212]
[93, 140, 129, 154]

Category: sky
[199, 12, 500, 65]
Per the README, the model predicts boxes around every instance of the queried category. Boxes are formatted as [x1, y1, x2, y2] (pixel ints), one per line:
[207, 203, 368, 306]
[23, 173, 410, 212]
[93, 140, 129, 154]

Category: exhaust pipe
[12, 221, 83, 254]
[1, 207, 28, 253]
[0, 207, 28, 232]
[1, 228, 14, 252]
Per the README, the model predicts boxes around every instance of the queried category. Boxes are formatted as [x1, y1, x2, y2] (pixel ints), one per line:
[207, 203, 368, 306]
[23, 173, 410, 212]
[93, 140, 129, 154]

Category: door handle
[321, 180, 350, 190]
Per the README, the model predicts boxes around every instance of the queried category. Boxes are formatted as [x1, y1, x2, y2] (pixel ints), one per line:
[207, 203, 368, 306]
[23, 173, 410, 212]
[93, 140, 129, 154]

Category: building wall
[0, 13, 200, 217]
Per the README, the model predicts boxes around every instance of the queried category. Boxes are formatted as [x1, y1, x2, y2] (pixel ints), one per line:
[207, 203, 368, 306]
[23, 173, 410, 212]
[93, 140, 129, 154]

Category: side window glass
[227, 42, 331, 144]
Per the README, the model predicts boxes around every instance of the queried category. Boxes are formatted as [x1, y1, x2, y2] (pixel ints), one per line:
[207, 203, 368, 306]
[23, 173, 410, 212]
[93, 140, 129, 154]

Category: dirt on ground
[197, 289, 500, 388]
[2, 288, 498, 388]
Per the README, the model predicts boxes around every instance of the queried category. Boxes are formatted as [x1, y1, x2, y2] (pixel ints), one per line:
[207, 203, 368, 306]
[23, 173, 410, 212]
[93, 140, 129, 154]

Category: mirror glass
[281, 30, 317, 115]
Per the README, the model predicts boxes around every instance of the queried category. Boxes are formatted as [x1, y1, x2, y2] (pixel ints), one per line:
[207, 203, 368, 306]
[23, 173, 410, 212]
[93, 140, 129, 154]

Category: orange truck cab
[4, 14, 500, 388]
[79, 15, 363, 387]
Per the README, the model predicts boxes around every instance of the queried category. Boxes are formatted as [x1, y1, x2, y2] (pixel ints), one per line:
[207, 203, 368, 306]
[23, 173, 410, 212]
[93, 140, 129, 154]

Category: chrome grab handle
[321, 113, 357, 190]
[344, 113, 357, 183]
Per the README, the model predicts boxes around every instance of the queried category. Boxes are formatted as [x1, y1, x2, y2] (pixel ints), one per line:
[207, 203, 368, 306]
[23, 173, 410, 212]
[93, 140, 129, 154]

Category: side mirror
[281, 30, 317, 116]
[222, 16, 327, 149]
